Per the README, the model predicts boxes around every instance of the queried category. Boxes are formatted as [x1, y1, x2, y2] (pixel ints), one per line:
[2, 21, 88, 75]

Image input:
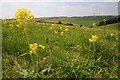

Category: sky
[0, 0, 119, 18]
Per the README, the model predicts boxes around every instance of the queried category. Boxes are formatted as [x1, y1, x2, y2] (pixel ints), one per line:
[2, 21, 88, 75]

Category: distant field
[97, 23, 119, 31]
[49, 17, 103, 27]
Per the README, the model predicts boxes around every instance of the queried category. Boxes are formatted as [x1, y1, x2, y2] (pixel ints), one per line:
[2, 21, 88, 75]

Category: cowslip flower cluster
[29, 43, 38, 55]
[14, 8, 34, 31]
[14, 8, 34, 20]
[89, 35, 98, 43]
[65, 28, 68, 32]
[2, 19, 7, 24]
[9, 24, 13, 27]
[60, 32, 64, 35]
[29, 43, 45, 55]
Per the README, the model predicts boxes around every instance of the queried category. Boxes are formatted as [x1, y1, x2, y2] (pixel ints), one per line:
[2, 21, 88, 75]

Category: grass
[49, 17, 103, 27]
[98, 23, 119, 31]
[2, 19, 119, 78]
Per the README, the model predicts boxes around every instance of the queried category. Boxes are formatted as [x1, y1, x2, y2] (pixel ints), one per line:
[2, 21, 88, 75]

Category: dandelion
[65, 28, 68, 32]
[89, 35, 98, 43]
[38, 45, 45, 49]
[39, 57, 46, 61]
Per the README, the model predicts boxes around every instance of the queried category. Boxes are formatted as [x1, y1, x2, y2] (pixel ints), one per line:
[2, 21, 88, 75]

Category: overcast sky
[0, 0, 119, 18]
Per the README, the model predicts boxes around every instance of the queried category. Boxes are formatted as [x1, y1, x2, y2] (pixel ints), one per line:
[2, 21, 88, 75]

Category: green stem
[24, 30, 29, 44]
[36, 52, 39, 73]
[92, 42, 96, 76]
[93, 43, 95, 60]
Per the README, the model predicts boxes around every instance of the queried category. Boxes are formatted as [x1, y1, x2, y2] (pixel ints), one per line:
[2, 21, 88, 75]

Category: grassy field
[49, 17, 104, 27]
[2, 19, 120, 78]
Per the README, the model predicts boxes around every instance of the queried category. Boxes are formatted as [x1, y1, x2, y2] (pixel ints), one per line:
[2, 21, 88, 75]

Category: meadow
[48, 17, 104, 27]
[2, 19, 119, 78]
[1, 8, 119, 78]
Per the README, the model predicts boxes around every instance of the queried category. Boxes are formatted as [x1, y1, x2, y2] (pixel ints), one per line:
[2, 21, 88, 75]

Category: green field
[2, 19, 120, 78]
[49, 17, 104, 27]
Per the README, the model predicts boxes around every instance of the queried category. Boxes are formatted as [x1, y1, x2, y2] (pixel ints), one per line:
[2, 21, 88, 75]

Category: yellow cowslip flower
[39, 57, 46, 61]
[9, 24, 13, 27]
[16, 24, 22, 28]
[92, 35, 98, 40]
[60, 32, 64, 35]
[14, 8, 34, 20]
[50, 27, 52, 29]
[28, 14, 34, 20]
[82, 26, 85, 28]
[16, 19, 21, 23]
[111, 33, 114, 36]
[51, 24, 54, 27]
[2, 19, 7, 24]
[38, 45, 45, 49]
[29, 43, 37, 50]
[16, 24, 20, 28]
[60, 27, 62, 30]
[29, 43, 38, 55]
[89, 35, 98, 43]
[65, 28, 68, 32]
[89, 38, 93, 42]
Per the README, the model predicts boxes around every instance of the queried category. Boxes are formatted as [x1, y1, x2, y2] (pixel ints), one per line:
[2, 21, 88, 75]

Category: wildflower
[60, 27, 62, 30]
[2, 19, 7, 24]
[82, 26, 85, 28]
[65, 28, 68, 32]
[50, 27, 52, 29]
[38, 45, 45, 49]
[51, 24, 54, 26]
[16, 25, 20, 28]
[111, 33, 114, 36]
[89, 35, 98, 43]
[29, 43, 38, 54]
[14, 8, 34, 20]
[60, 32, 64, 35]
[39, 57, 46, 61]
[9, 24, 13, 27]
[16, 19, 21, 23]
